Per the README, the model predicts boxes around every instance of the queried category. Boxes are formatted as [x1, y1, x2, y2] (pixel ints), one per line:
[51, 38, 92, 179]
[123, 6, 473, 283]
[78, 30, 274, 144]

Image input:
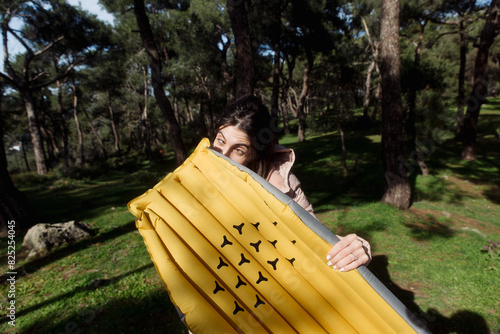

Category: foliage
[2, 0, 499, 174]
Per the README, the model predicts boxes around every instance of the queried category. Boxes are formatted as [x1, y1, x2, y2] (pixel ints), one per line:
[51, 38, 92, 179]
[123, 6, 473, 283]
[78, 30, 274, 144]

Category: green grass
[1, 101, 499, 333]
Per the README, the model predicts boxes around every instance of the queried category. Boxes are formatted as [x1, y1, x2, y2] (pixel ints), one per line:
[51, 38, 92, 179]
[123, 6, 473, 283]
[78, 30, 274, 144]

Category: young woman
[211, 95, 372, 272]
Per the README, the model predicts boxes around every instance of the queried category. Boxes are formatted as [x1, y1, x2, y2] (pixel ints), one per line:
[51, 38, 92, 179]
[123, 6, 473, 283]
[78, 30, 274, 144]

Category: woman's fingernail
[326, 254, 332, 260]
[333, 265, 338, 270]
[340, 268, 345, 272]
[327, 261, 332, 266]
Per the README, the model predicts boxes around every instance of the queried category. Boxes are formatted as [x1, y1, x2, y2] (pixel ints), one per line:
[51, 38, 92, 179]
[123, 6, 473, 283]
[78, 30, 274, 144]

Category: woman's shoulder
[273, 144, 295, 164]
[266, 144, 296, 193]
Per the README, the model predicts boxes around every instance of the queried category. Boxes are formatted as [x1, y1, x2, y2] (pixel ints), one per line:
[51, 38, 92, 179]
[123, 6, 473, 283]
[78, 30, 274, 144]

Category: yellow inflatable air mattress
[128, 138, 429, 334]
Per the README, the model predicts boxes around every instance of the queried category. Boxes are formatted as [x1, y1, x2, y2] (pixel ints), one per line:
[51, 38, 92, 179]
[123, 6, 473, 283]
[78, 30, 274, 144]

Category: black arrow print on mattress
[256, 271, 268, 284]
[238, 253, 251, 266]
[213, 281, 225, 294]
[254, 295, 265, 308]
[250, 240, 261, 252]
[267, 258, 279, 270]
[221, 235, 233, 248]
[268, 240, 278, 248]
[233, 223, 244, 235]
[233, 301, 244, 315]
[217, 257, 229, 269]
[235, 276, 247, 289]
[251, 222, 260, 231]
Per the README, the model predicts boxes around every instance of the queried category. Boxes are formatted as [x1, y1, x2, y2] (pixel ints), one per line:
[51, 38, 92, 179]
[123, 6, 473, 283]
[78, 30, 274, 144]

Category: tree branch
[0, 72, 19, 89]
[33, 35, 65, 57]
[30, 55, 88, 91]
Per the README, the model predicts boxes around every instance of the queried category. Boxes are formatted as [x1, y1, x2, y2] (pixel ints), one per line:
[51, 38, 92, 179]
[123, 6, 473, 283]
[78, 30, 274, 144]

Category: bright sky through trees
[0, 0, 113, 63]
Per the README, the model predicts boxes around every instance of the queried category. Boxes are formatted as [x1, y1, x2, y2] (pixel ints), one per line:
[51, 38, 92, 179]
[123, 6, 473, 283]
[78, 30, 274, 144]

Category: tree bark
[461, 0, 500, 161]
[56, 77, 70, 167]
[456, 20, 468, 139]
[380, 0, 411, 210]
[81, 102, 108, 160]
[71, 81, 85, 166]
[270, 4, 282, 120]
[362, 17, 380, 120]
[106, 91, 121, 154]
[406, 22, 429, 177]
[141, 66, 153, 163]
[337, 107, 348, 176]
[371, 76, 382, 122]
[364, 56, 376, 119]
[280, 54, 295, 135]
[133, 0, 187, 165]
[271, 39, 281, 119]
[22, 90, 48, 175]
[227, 0, 255, 98]
[0, 93, 37, 232]
[297, 49, 313, 142]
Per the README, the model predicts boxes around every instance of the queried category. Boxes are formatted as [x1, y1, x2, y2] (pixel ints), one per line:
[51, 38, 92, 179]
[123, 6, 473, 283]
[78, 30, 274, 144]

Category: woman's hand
[326, 234, 372, 272]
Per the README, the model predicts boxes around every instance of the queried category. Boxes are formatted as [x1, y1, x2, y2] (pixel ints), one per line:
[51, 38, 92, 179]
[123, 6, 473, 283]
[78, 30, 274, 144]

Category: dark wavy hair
[213, 95, 279, 178]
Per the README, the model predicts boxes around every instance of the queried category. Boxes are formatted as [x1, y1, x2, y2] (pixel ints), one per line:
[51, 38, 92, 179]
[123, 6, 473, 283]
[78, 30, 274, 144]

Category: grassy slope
[1, 101, 499, 334]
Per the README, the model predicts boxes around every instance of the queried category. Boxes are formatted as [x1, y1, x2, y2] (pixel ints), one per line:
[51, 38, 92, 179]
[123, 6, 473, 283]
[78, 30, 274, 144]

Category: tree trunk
[282, 54, 296, 134]
[364, 57, 376, 119]
[280, 99, 290, 135]
[461, 0, 500, 161]
[456, 20, 468, 139]
[0, 95, 37, 232]
[72, 81, 85, 166]
[133, 0, 187, 165]
[141, 66, 153, 163]
[184, 98, 194, 123]
[337, 107, 348, 176]
[270, 6, 282, 120]
[362, 17, 379, 120]
[271, 39, 281, 119]
[21, 135, 31, 172]
[56, 79, 70, 167]
[106, 91, 121, 154]
[81, 102, 108, 160]
[380, 0, 411, 210]
[297, 50, 313, 142]
[37, 91, 59, 164]
[371, 80, 382, 122]
[406, 22, 429, 177]
[227, 0, 255, 98]
[22, 90, 48, 175]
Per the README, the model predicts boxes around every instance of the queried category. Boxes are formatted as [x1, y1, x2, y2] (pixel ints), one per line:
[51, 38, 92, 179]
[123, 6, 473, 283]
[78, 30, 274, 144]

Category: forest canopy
[1, 0, 500, 226]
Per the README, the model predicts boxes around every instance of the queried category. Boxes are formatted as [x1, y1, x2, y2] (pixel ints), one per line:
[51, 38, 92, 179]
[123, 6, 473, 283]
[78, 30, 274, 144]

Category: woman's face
[212, 125, 254, 166]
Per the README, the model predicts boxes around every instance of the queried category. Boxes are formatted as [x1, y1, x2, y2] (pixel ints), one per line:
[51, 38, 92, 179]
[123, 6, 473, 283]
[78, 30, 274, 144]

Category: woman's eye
[217, 138, 224, 144]
[236, 148, 246, 155]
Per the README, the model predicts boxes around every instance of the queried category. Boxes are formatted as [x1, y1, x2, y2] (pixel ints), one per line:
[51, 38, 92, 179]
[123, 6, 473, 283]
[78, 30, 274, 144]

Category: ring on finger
[352, 253, 358, 261]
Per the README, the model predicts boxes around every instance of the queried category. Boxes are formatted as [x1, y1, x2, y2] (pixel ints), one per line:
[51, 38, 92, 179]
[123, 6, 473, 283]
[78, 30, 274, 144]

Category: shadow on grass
[0, 221, 137, 282]
[17, 264, 187, 334]
[24, 181, 148, 225]
[286, 133, 385, 209]
[405, 215, 455, 240]
[3, 263, 153, 325]
[370, 255, 490, 334]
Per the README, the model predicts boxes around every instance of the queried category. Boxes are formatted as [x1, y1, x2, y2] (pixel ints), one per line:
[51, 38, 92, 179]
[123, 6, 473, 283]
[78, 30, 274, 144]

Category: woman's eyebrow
[236, 143, 250, 149]
[219, 130, 249, 148]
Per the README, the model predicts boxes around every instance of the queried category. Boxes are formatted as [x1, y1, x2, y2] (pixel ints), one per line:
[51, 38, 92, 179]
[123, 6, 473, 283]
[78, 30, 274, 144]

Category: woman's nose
[221, 147, 230, 157]
[211, 145, 228, 157]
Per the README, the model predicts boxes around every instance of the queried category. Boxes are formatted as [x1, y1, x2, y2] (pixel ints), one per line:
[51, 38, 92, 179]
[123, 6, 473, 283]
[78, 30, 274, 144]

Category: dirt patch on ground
[408, 207, 497, 236]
